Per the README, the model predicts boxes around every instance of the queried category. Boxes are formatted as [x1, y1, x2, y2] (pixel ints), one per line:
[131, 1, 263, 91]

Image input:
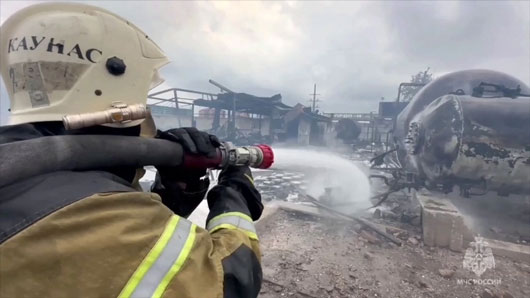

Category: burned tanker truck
[372, 69, 530, 197]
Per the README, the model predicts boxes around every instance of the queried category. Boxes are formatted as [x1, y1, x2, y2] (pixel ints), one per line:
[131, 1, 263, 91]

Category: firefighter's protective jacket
[0, 125, 262, 298]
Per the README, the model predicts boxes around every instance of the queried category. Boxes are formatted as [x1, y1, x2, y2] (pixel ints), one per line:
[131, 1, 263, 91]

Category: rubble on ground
[254, 151, 530, 297]
[257, 208, 529, 298]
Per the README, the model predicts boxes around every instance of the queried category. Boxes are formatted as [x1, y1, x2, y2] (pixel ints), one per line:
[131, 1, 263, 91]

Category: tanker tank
[392, 69, 530, 195]
[404, 94, 530, 195]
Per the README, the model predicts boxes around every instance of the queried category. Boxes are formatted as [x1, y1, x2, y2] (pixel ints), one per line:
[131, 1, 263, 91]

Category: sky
[1, 0, 529, 125]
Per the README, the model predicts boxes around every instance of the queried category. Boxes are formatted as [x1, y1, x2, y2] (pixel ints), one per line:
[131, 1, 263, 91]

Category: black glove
[213, 165, 263, 220]
[158, 127, 221, 158]
[151, 168, 210, 217]
[152, 127, 221, 217]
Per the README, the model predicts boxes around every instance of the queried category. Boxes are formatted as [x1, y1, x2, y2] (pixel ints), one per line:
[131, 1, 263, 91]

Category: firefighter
[0, 3, 263, 298]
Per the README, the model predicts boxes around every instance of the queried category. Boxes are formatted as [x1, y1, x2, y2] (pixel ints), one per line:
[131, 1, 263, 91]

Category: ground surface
[256, 208, 530, 298]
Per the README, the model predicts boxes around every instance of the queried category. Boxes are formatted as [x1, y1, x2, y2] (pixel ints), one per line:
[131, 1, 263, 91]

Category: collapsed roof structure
[147, 80, 331, 145]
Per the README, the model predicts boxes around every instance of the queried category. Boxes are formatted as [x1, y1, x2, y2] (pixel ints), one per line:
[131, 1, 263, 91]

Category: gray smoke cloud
[1, 1, 529, 125]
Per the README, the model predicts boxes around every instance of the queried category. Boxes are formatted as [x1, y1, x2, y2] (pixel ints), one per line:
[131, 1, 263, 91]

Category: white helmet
[0, 2, 169, 127]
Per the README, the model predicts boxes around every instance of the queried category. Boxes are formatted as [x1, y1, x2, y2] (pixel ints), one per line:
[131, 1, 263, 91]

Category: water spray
[269, 148, 372, 213]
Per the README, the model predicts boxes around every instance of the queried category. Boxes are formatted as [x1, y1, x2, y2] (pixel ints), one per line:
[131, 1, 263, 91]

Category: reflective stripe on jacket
[0, 170, 262, 298]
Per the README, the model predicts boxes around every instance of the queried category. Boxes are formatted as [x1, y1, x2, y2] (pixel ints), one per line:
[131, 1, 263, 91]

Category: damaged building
[147, 81, 332, 146]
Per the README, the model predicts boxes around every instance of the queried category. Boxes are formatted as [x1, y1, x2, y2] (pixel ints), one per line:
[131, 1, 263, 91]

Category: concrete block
[416, 191, 474, 252]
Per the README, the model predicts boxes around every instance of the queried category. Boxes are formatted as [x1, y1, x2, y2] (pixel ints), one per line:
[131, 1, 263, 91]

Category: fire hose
[0, 135, 274, 189]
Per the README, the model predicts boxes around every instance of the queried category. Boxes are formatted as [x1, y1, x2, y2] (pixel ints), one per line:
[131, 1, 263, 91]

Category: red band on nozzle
[257, 144, 274, 169]
[182, 150, 223, 169]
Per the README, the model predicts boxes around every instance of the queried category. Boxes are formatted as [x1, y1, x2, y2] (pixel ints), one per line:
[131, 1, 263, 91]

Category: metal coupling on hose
[221, 142, 274, 169]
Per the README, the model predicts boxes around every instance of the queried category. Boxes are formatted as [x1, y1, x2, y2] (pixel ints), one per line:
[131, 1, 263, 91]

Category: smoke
[271, 147, 371, 213]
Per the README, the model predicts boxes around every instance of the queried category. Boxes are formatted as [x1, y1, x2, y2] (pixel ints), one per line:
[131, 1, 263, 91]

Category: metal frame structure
[146, 81, 293, 143]
[147, 81, 332, 145]
[147, 87, 218, 128]
[396, 82, 427, 102]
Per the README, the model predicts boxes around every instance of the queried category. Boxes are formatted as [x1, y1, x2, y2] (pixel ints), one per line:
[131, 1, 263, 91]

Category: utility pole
[309, 83, 320, 112]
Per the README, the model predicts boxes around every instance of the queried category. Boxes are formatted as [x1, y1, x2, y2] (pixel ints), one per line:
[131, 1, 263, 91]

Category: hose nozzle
[182, 143, 274, 169]
[224, 143, 274, 169]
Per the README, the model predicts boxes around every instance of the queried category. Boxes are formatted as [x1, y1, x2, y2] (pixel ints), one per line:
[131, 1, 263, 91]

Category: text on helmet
[7, 36, 102, 63]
